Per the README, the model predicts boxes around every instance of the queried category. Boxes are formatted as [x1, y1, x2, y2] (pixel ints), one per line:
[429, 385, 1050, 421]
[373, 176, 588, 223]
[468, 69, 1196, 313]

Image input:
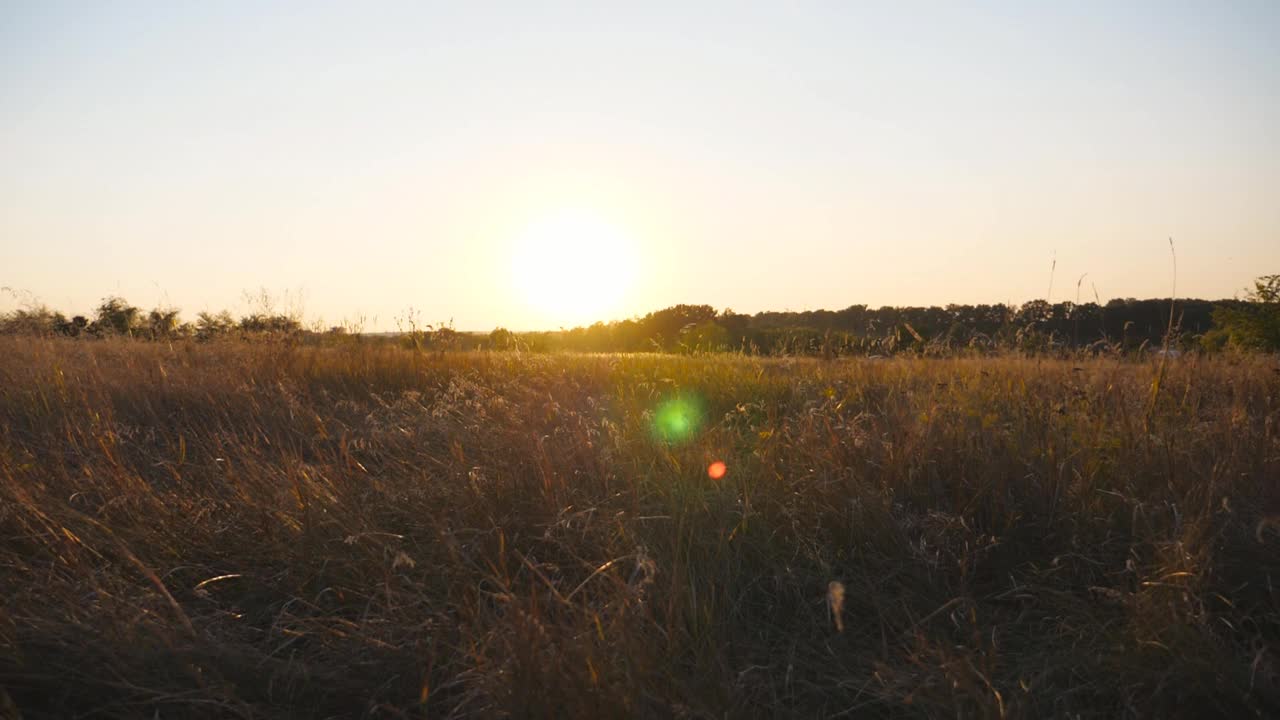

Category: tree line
[0, 296, 302, 341]
[505, 275, 1279, 355]
[3, 275, 1277, 354]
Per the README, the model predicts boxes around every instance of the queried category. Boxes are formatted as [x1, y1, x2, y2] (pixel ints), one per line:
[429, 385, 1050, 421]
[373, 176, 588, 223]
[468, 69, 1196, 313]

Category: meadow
[1, 338, 1277, 718]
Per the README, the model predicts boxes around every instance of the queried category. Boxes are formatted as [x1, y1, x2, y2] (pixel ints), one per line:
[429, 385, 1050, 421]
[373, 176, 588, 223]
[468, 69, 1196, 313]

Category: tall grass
[1, 338, 1277, 718]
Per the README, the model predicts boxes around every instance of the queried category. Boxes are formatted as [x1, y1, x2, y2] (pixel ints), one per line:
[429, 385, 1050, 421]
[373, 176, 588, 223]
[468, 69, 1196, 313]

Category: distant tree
[238, 313, 301, 335]
[195, 310, 236, 340]
[1207, 275, 1280, 351]
[640, 305, 718, 350]
[612, 319, 644, 352]
[488, 327, 517, 351]
[430, 325, 460, 352]
[1016, 300, 1053, 326]
[94, 297, 141, 336]
[680, 321, 731, 353]
[54, 315, 89, 337]
[0, 306, 61, 336]
[717, 309, 750, 348]
[518, 331, 552, 353]
[147, 308, 181, 339]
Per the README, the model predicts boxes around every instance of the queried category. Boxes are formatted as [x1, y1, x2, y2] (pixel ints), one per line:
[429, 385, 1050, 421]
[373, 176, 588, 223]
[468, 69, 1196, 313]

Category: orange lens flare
[707, 461, 727, 480]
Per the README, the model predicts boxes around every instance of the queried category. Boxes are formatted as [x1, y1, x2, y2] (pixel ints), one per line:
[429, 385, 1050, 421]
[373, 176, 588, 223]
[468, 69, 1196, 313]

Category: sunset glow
[2, 4, 1278, 716]
[509, 209, 639, 328]
[1, 3, 1277, 329]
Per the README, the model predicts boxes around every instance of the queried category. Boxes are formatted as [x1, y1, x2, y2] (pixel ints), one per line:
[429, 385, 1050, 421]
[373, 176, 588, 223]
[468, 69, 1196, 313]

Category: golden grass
[1, 338, 1277, 718]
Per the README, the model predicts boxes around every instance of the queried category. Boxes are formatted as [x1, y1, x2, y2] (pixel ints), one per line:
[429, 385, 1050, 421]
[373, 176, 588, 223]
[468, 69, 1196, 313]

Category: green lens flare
[652, 396, 703, 444]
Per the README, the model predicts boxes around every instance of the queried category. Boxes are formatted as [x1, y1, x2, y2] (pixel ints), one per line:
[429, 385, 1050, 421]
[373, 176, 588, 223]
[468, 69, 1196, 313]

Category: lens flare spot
[707, 461, 727, 480]
[652, 396, 703, 444]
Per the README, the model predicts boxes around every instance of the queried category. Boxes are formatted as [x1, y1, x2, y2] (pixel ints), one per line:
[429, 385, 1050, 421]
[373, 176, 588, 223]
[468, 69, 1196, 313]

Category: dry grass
[1, 338, 1277, 718]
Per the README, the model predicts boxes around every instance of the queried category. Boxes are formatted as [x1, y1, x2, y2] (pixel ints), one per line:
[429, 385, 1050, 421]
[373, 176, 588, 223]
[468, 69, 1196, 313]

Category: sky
[2, 1, 1278, 331]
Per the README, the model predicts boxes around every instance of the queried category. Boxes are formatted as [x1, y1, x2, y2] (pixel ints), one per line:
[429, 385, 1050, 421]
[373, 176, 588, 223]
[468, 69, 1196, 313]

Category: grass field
[1, 338, 1277, 718]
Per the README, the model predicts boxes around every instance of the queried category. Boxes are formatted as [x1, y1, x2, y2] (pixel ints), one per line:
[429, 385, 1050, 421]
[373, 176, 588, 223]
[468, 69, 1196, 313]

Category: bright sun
[510, 208, 639, 327]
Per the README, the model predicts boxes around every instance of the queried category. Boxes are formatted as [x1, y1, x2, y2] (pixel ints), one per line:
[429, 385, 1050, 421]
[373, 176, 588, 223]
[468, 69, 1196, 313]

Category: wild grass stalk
[0, 338, 1276, 718]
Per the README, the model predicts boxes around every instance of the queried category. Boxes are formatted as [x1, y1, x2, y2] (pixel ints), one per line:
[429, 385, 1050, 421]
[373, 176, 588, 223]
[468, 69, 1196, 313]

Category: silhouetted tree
[147, 308, 181, 339]
[196, 311, 235, 340]
[238, 313, 301, 335]
[94, 297, 141, 336]
[639, 304, 718, 350]
[1207, 275, 1280, 351]
[54, 315, 89, 337]
[489, 327, 517, 350]
[0, 306, 61, 336]
[680, 321, 731, 353]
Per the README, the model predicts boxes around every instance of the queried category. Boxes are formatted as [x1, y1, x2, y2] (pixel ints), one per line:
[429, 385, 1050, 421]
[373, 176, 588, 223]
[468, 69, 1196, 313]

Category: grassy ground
[1, 338, 1277, 718]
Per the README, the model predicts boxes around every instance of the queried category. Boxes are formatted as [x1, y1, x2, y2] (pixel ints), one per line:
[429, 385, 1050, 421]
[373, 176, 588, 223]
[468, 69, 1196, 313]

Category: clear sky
[3, 2, 1278, 330]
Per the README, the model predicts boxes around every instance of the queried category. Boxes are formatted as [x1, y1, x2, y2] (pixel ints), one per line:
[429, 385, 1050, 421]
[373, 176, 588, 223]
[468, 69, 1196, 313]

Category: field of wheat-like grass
[1, 338, 1277, 718]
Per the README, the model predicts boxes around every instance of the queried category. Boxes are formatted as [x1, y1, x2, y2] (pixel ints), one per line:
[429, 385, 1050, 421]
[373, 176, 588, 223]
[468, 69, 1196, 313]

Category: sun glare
[509, 208, 639, 327]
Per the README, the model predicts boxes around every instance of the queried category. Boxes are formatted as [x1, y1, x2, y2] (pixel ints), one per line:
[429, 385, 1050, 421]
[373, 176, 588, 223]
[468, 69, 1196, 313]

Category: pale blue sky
[3, 1, 1278, 329]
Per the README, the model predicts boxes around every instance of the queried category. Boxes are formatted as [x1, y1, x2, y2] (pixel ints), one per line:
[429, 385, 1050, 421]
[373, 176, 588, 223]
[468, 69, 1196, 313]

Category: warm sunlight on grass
[509, 208, 639, 327]
[3, 339, 1276, 717]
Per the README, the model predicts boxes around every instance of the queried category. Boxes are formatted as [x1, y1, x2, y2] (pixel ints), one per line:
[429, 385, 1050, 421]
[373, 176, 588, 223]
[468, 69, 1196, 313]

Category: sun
[509, 208, 639, 327]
